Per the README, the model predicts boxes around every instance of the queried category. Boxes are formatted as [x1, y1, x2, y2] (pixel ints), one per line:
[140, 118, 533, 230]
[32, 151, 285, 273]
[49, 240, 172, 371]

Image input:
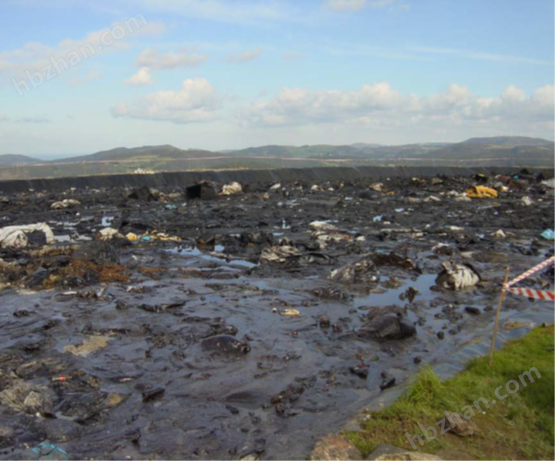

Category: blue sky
[0, 0, 553, 157]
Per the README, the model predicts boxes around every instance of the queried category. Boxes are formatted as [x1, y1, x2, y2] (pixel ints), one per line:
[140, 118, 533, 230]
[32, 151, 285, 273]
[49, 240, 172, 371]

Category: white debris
[51, 199, 81, 210]
[97, 228, 123, 240]
[492, 229, 507, 239]
[436, 261, 480, 290]
[0, 223, 55, 249]
[221, 182, 243, 196]
[369, 183, 384, 192]
[309, 221, 338, 231]
[521, 196, 533, 206]
[260, 245, 300, 264]
[269, 183, 281, 191]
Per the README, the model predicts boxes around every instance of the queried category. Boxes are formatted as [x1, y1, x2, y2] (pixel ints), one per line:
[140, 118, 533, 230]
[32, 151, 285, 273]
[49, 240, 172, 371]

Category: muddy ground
[0, 171, 553, 460]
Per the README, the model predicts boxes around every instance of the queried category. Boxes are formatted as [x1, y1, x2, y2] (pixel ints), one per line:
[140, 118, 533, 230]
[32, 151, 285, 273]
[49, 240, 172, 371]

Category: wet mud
[0, 169, 553, 459]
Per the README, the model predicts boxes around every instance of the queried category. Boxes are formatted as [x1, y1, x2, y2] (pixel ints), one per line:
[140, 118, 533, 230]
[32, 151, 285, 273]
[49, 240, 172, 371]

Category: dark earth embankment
[0, 166, 553, 194]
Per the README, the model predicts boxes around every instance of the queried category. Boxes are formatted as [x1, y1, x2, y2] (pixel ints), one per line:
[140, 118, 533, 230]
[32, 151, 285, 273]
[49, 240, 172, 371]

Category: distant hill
[1, 136, 552, 180]
[461, 136, 553, 147]
[55, 145, 216, 163]
[0, 154, 41, 166]
[419, 138, 555, 166]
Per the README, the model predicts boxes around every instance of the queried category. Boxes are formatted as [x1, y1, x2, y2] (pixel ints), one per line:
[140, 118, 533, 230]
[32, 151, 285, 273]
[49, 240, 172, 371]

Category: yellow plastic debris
[465, 185, 498, 199]
[126, 232, 138, 242]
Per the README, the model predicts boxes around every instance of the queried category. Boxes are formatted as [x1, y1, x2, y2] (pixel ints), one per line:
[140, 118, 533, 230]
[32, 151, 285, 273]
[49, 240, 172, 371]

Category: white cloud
[0, 115, 9, 122]
[70, 69, 103, 86]
[124, 67, 154, 86]
[1, 17, 166, 85]
[325, 0, 407, 11]
[112, 78, 223, 123]
[17, 116, 51, 123]
[137, 0, 291, 25]
[136, 47, 208, 70]
[283, 52, 307, 61]
[227, 48, 263, 64]
[240, 83, 555, 135]
[412, 46, 553, 66]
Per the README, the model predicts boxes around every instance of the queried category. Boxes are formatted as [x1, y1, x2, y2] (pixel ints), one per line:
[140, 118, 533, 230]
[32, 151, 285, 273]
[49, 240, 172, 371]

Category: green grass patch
[345, 325, 555, 460]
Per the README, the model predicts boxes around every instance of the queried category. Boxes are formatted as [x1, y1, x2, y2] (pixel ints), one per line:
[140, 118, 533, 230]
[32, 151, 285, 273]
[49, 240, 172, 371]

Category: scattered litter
[221, 182, 243, 195]
[280, 309, 300, 317]
[63, 335, 111, 357]
[541, 229, 554, 240]
[128, 185, 158, 201]
[0, 223, 55, 248]
[465, 186, 498, 199]
[436, 261, 480, 290]
[51, 199, 81, 209]
[521, 196, 533, 206]
[28, 441, 69, 460]
[186, 182, 217, 200]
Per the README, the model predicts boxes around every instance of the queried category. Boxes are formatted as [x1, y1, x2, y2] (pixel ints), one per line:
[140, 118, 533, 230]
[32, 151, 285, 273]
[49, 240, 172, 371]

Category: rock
[310, 434, 363, 460]
[434, 450, 474, 460]
[142, 387, 165, 402]
[201, 335, 250, 356]
[185, 182, 217, 200]
[374, 452, 442, 460]
[330, 257, 380, 286]
[358, 314, 416, 342]
[464, 306, 481, 315]
[436, 261, 480, 290]
[380, 373, 396, 390]
[128, 185, 157, 201]
[240, 455, 258, 461]
[445, 411, 476, 437]
[72, 241, 120, 265]
[349, 364, 369, 379]
[372, 252, 416, 271]
[437, 331, 445, 340]
[367, 445, 406, 460]
[319, 314, 331, 328]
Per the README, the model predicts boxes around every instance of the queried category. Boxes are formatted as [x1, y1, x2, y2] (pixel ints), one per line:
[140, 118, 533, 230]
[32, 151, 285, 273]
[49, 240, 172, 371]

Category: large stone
[368, 444, 406, 460]
[374, 451, 442, 460]
[358, 314, 416, 342]
[434, 450, 474, 460]
[444, 411, 476, 437]
[310, 434, 363, 461]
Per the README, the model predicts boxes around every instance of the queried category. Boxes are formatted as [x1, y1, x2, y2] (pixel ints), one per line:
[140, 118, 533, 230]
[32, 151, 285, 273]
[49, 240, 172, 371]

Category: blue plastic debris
[165, 204, 177, 210]
[29, 441, 69, 460]
[541, 229, 555, 240]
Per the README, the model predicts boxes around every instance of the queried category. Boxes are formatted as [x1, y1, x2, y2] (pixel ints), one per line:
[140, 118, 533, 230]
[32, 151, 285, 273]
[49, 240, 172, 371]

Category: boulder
[310, 434, 363, 460]
[358, 314, 416, 342]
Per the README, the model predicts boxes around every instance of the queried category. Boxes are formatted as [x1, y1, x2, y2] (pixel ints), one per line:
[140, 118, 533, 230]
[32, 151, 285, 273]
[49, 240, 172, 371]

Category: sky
[0, 0, 553, 158]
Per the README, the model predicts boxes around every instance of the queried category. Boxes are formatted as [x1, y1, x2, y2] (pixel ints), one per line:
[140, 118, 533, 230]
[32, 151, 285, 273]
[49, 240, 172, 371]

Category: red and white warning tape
[506, 287, 555, 301]
[504, 256, 555, 301]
